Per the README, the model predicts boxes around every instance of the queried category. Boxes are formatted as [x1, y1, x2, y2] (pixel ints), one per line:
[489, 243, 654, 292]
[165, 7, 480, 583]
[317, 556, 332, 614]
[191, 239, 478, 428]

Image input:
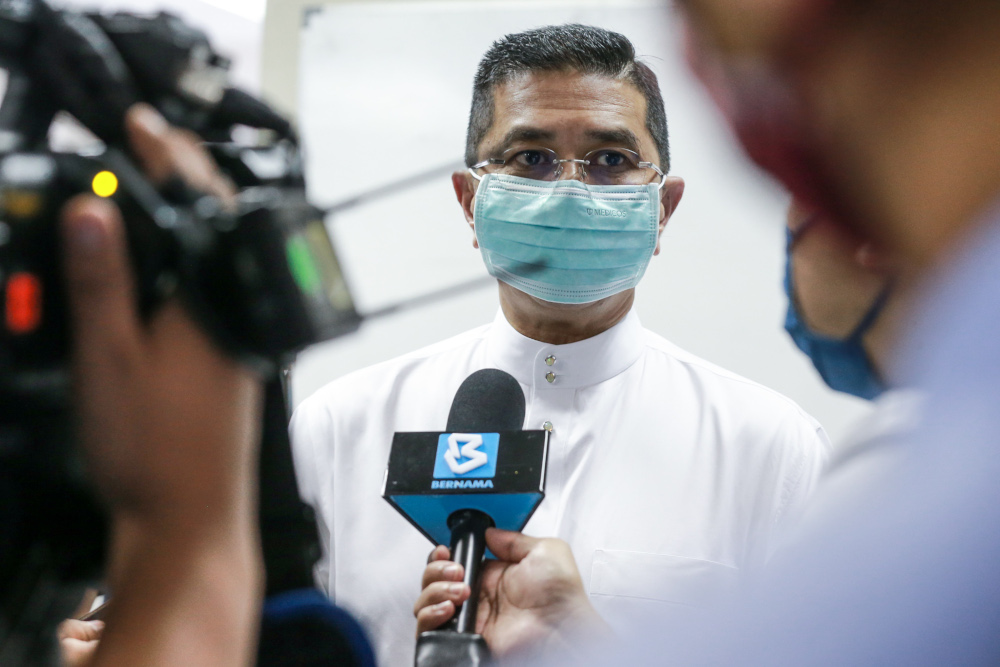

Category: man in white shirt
[290, 24, 829, 665]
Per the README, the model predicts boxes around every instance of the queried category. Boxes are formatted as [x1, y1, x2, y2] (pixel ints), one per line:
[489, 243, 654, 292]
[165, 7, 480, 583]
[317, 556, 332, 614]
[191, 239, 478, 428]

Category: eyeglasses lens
[494, 147, 652, 185]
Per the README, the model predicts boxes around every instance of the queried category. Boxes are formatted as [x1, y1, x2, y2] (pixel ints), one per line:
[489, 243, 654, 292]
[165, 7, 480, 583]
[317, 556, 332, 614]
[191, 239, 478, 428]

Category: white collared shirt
[290, 309, 829, 666]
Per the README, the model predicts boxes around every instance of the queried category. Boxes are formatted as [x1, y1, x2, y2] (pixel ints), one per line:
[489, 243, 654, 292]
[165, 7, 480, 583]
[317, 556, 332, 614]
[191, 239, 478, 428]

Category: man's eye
[592, 151, 629, 168]
[513, 150, 548, 166]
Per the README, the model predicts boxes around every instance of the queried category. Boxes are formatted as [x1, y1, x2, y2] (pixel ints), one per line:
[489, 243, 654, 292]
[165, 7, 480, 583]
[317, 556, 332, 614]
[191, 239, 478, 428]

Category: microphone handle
[445, 509, 494, 634]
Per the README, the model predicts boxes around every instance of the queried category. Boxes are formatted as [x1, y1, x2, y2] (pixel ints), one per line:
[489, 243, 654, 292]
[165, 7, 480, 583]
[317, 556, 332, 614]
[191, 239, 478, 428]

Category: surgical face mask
[783, 229, 889, 400]
[472, 173, 661, 305]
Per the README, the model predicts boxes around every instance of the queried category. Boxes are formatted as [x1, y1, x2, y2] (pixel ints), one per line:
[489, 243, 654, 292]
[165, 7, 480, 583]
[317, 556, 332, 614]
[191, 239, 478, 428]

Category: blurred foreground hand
[60, 104, 262, 667]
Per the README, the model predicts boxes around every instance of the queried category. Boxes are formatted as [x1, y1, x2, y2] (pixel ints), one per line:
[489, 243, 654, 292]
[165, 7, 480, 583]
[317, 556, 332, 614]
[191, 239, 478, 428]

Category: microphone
[382, 369, 549, 666]
[444, 369, 525, 636]
[446, 368, 525, 432]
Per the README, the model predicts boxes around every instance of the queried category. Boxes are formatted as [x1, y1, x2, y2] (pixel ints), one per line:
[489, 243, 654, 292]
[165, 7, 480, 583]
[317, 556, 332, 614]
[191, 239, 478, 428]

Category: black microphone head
[446, 369, 525, 432]
[382, 367, 544, 548]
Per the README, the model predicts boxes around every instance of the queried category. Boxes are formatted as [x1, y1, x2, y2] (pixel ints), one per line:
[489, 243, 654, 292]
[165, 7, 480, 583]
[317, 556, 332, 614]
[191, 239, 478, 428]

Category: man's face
[452, 70, 684, 313]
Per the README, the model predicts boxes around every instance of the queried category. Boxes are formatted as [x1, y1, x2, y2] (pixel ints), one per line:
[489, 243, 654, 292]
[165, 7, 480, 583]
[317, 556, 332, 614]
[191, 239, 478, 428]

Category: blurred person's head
[679, 0, 1000, 273]
[451, 24, 685, 339]
[783, 199, 900, 400]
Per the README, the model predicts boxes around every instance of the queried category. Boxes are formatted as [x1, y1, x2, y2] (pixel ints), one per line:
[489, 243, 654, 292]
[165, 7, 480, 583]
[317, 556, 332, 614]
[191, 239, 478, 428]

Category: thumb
[485, 528, 540, 564]
[61, 195, 141, 366]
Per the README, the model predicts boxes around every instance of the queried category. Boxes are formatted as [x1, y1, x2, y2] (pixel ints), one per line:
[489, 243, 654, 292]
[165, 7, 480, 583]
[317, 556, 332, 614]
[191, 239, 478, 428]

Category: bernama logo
[444, 433, 487, 474]
[431, 479, 495, 489]
[432, 432, 499, 481]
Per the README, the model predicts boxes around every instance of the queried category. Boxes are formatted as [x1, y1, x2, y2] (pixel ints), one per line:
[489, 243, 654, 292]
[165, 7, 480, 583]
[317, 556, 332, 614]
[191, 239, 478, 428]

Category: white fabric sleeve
[288, 399, 334, 597]
[766, 414, 832, 562]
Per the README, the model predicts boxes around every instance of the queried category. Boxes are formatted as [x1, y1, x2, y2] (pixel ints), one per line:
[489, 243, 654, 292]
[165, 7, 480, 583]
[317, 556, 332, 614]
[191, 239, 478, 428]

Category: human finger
[125, 103, 235, 201]
[484, 528, 541, 564]
[60, 638, 101, 667]
[426, 544, 450, 564]
[61, 195, 141, 374]
[415, 600, 458, 635]
[58, 619, 104, 667]
[421, 559, 464, 590]
[58, 618, 105, 642]
[413, 580, 470, 619]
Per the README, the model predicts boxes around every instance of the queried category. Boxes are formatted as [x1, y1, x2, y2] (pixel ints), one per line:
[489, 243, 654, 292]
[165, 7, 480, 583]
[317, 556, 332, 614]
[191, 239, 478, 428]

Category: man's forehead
[483, 70, 652, 152]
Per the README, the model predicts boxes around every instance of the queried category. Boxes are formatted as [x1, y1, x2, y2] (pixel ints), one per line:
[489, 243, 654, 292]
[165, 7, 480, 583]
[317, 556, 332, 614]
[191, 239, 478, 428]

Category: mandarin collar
[486, 307, 644, 390]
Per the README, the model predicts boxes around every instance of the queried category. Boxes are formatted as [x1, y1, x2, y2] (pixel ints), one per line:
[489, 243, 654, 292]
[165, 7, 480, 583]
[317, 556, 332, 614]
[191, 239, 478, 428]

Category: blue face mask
[472, 173, 661, 304]
[783, 228, 889, 400]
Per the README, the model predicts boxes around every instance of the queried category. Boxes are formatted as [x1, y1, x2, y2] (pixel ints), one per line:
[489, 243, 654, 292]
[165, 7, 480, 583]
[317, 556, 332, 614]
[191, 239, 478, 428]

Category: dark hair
[465, 24, 670, 171]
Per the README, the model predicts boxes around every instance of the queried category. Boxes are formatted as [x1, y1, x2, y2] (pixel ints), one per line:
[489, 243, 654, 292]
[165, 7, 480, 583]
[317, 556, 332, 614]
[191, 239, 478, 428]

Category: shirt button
[545, 355, 556, 366]
[545, 371, 556, 383]
[542, 421, 554, 432]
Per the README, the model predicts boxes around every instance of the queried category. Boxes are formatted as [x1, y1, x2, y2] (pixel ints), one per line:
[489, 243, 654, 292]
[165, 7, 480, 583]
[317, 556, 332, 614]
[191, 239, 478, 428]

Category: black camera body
[0, 2, 359, 662]
[0, 3, 359, 406]
[1, 148, 357, 396]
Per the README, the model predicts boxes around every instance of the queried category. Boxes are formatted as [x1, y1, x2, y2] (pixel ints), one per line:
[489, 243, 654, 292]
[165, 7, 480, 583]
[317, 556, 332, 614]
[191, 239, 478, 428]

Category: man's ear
[654, 176, 685, 256]
[452, 170, 479, 249]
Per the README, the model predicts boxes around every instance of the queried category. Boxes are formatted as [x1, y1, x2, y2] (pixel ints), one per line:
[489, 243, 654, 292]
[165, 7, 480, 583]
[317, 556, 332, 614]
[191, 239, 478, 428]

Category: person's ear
[654, 177, 685, 256]
[452, 171, 479, 249]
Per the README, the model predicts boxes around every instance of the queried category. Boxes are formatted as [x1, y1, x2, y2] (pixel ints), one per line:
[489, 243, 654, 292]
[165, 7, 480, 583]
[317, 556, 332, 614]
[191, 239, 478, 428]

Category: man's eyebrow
[489, 127, 557, 154]
[585, 128, 641, 152]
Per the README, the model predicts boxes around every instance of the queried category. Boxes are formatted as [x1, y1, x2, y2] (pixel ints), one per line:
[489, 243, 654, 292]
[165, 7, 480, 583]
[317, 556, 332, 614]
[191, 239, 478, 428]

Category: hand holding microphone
[414, 528, 606, 657]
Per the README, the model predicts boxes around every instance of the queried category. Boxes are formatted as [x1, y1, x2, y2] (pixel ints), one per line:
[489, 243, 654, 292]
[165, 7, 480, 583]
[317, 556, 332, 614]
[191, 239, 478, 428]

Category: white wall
[286, 0, 873, 442]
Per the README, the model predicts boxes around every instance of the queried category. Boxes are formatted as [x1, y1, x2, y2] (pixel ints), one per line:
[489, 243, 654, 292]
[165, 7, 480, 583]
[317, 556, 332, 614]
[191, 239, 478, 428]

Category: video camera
[0, 1, 359, 662]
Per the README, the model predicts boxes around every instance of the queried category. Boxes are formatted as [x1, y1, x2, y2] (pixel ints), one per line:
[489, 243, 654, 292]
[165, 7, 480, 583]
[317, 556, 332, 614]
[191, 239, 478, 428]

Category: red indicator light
[6, 272, 42, 334]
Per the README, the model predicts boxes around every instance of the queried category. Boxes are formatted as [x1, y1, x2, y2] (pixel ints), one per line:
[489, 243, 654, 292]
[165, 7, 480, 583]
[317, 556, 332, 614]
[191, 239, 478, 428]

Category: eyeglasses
[470, 146, 665, 188]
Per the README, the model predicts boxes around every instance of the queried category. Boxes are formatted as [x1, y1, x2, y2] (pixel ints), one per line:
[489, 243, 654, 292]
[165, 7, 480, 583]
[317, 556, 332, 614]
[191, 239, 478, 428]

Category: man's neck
[498, 285, 634, 345]
[803, 4, 1000, 272]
